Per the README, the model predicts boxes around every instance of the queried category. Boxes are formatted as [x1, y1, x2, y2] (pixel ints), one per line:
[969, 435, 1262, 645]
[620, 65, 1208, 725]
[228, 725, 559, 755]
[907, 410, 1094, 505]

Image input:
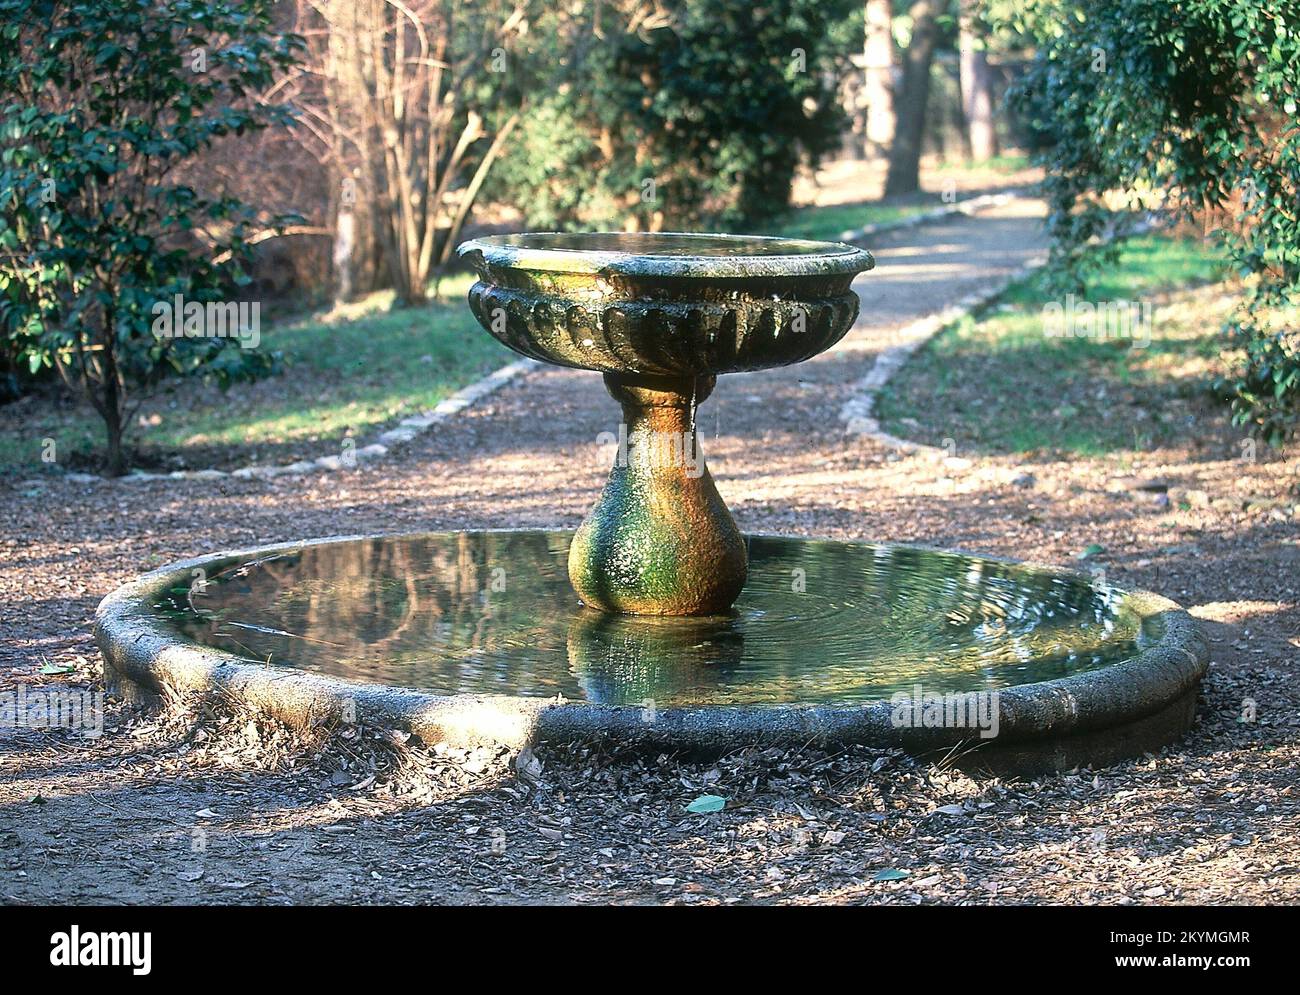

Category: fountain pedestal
[568, 372, 745, 615]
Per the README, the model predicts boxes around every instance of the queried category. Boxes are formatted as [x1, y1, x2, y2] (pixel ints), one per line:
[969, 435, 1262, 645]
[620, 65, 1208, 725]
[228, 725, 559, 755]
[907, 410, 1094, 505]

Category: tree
[958, 0, 997, 162]
[1004, 0, 1300, 445]
[862, 0, 897, 157]
[884, 0, 947, 196]
[287, 0, 534, 307]
[0, 0, 301, 475]
[487, 0, 859, 232]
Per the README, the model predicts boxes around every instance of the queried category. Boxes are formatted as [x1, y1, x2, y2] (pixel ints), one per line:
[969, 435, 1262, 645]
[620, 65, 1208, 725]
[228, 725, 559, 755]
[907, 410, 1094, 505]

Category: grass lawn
[0, 273, 512, 474]
[762, 154, 1032, 242]
[876, 235, 1240, 457]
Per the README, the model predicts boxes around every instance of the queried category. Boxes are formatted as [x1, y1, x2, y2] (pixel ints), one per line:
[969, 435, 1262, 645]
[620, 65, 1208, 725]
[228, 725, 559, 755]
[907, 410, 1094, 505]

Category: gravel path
[2, 199, 1297, 905]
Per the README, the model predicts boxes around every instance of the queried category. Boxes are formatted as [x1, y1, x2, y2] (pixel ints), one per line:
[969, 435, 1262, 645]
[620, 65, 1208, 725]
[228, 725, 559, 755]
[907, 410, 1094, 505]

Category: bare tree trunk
[296, 1, 529, 304]
[959, 4, 998, 163]
[884, 0, 940, 198]
[104, 407, 126, 477]
[100, 303, 128, 477]
[333, 201, 356, 304]
[862, 0, 895, 158]
[322, 1, 380, 301]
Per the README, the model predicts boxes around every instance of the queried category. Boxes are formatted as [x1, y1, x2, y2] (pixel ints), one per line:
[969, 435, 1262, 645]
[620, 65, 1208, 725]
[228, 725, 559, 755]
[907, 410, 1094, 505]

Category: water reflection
[568, 611, 746, 704]
[157, 532, 1143, 706]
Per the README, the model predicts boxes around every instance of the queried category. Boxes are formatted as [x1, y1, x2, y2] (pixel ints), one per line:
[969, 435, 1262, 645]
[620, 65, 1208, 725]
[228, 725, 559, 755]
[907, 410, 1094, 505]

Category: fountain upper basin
[458, 231, 874, 376]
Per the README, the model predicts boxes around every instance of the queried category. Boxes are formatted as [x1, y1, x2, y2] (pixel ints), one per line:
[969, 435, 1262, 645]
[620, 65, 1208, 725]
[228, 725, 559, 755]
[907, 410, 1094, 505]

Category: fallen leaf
[873, 868, 911, 882]
[686, 794, 726, 814]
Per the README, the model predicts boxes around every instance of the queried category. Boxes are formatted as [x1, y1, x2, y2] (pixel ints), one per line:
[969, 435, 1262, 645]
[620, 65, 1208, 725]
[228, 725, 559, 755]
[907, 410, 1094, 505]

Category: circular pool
[95, 530, 1208, 774]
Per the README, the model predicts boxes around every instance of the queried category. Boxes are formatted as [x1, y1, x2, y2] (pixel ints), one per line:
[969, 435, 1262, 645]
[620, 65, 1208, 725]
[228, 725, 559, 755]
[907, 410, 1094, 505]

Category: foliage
[0, 275, 509, 472]
[487, 0, 860, 231]
[0, 0, 301, 473]
[998, 0, 1300, 445]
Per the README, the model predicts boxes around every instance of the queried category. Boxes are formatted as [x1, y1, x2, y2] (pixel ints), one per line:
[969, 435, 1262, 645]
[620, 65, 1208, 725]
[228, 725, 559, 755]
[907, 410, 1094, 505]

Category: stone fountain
[459, 231, 867, 616]
[95, 232, 1209, 773]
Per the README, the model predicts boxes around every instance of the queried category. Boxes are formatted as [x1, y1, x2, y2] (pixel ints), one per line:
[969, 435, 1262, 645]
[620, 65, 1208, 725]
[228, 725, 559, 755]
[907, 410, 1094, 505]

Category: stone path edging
[58, 357, 538, 485]
[839, 253, 1049, 456]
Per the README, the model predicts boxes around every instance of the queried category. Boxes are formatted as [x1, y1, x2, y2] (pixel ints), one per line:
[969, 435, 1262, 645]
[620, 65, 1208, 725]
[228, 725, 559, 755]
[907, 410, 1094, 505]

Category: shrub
[0, 0, 302, 473]
[999, 0, 1300, 445]
[488, 0, 860, 231]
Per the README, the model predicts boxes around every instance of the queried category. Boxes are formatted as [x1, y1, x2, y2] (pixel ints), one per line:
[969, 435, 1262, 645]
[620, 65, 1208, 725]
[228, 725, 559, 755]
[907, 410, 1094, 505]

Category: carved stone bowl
[457, 231, 873, 377]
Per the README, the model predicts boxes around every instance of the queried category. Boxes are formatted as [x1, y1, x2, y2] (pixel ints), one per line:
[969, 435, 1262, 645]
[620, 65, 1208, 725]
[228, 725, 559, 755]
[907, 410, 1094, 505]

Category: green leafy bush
[999, 0, 1300, 445]
[0, 0, 301, 473]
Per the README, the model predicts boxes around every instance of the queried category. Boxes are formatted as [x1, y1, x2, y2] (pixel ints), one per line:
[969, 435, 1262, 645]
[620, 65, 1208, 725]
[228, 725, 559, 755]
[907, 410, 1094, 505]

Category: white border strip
[59, 357, 539, 484]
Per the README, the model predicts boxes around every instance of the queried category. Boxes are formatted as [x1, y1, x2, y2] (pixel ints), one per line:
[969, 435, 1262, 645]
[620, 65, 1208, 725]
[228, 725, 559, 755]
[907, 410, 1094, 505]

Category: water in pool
[155, 531, 1149, 707]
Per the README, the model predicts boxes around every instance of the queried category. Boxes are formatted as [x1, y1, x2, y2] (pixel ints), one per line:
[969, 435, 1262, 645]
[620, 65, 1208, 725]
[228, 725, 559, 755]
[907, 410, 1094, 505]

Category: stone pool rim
[94, 529, 1209, 774]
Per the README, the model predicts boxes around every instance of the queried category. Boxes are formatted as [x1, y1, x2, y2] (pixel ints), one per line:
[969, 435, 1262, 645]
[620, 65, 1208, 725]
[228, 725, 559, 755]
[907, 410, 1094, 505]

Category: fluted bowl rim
[457, 231, 875, 281]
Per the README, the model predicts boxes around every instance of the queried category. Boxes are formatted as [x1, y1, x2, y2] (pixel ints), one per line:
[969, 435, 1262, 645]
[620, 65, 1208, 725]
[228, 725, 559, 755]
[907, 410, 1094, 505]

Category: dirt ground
[2, 199, 1297, 905]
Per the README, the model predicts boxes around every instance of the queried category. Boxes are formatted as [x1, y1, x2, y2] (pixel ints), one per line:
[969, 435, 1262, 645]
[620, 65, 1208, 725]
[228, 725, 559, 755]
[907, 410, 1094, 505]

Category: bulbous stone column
[568, 372, 746, 615]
